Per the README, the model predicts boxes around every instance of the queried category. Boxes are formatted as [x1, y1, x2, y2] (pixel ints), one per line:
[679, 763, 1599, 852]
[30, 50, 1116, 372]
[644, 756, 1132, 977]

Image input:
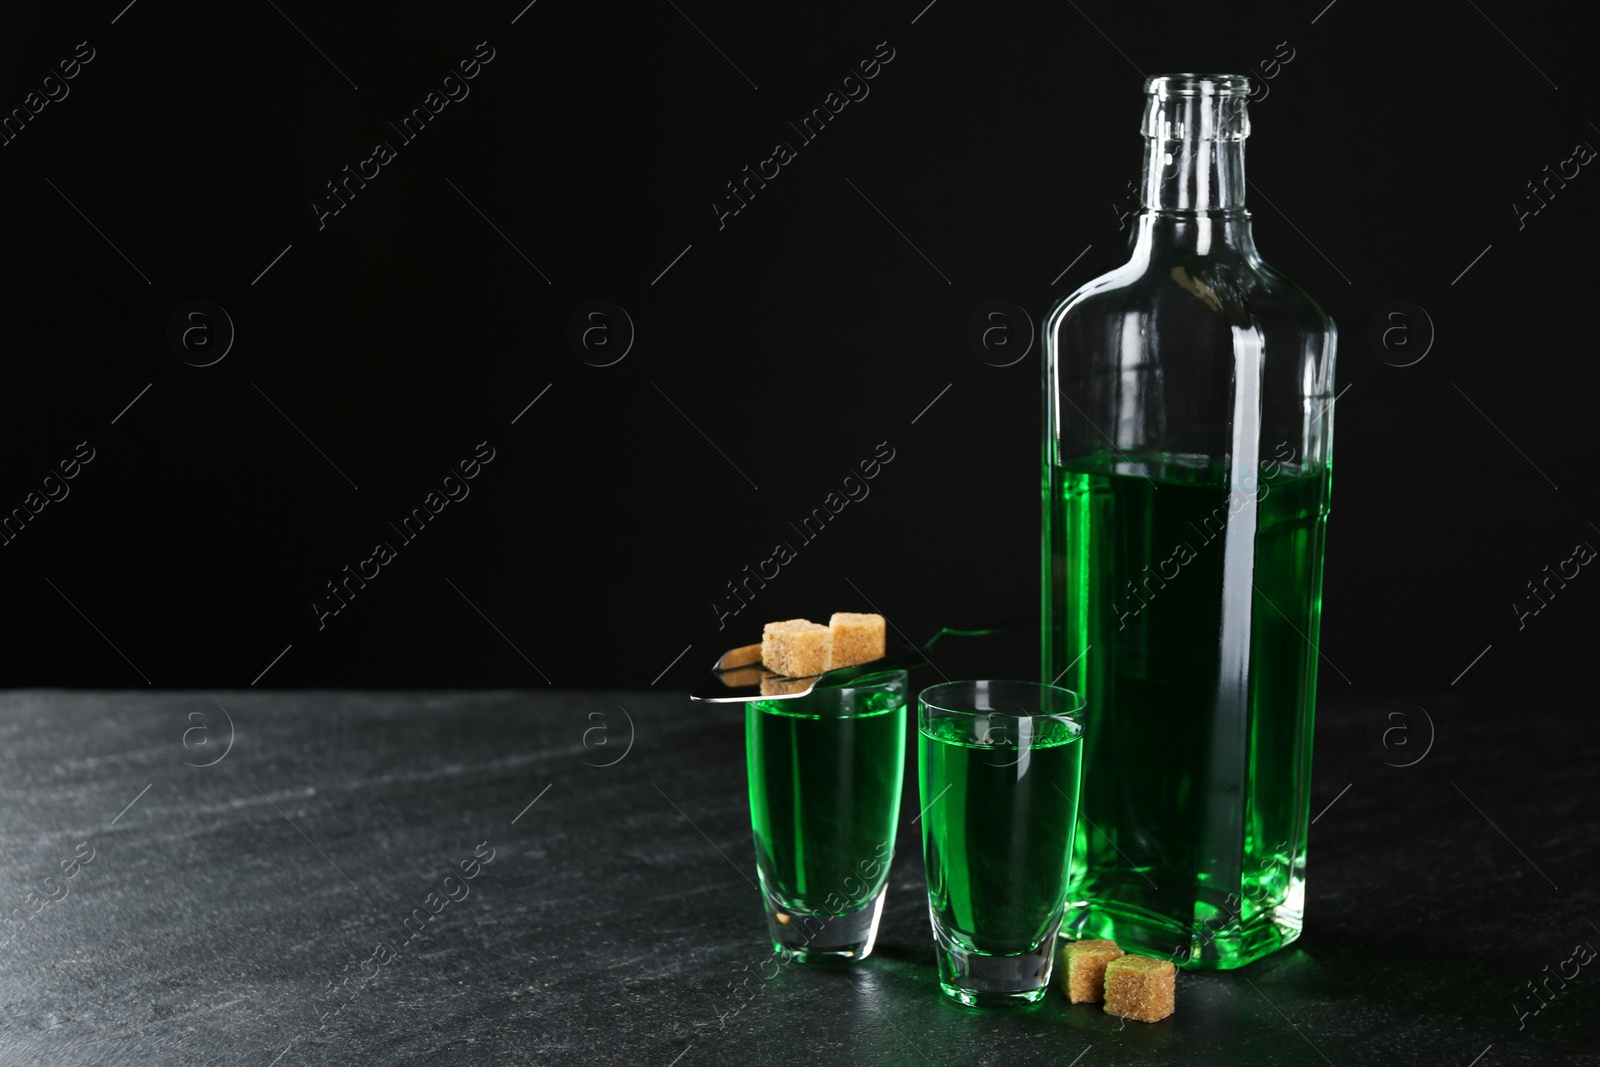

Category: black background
[0, 0, 1594, 692]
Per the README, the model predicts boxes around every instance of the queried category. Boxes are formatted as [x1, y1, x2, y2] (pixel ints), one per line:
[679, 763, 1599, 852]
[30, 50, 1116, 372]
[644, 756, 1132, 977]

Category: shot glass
[917, 680, 1084, 1006]
[745, 669, 908, 963]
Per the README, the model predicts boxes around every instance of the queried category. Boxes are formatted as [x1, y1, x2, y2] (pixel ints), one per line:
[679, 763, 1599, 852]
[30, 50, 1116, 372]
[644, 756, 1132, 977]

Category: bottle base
[1062, 894, 1303, 971]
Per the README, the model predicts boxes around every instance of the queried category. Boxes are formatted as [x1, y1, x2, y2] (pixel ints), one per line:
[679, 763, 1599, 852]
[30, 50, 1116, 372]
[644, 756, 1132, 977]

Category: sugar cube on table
[1059, 939, 1125, 1004]
[829, 612, 885, 668]
[761, 619, 832, 678]
[1102, 954, 1176, 1023]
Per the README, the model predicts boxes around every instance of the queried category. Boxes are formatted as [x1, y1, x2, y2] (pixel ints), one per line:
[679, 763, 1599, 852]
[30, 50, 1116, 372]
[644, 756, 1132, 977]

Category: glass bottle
[1042, 74, 1337, 970]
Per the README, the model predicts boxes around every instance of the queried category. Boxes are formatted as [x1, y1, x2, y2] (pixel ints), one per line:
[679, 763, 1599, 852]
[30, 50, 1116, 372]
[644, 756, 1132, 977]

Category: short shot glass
[745, 669, 908, 963]
[917, 680, 1084, 1006]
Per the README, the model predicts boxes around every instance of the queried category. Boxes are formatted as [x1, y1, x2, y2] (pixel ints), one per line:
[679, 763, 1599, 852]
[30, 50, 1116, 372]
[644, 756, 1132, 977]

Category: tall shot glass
[918, 680, 1084, 1006]
[745, 669, 908, 963]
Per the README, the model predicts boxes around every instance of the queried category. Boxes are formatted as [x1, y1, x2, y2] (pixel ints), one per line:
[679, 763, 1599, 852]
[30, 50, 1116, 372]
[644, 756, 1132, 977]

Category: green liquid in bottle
[919, 717, 1082, 956]
[745, 693, 905, 916]
[1045, 451, 1330, 969]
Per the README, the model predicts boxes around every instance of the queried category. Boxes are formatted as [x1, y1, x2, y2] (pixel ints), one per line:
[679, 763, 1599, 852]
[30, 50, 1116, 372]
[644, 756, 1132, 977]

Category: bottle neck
[1136, 83, 1253, 256]
[1140, 135, 1247, 214]
[1131, 211, 1256, 260]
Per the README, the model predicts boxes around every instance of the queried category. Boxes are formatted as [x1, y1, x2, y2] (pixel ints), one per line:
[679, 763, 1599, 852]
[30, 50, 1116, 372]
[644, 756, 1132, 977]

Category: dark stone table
[0, 690, 1593, 1066]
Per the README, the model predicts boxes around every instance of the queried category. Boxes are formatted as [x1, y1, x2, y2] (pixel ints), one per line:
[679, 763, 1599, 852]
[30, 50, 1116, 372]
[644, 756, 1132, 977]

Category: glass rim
[812, 666, 908, 693]
[917, 679, 1083, 720]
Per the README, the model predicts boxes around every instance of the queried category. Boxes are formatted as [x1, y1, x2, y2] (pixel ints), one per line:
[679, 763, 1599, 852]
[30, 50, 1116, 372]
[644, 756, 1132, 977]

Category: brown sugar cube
[761, 620, 832, 677]
[760, 619, 810, 667]
[1059, 939, 1125, 1003]
[828, 612, 886, 668]
[717, 643, 763, 670]
[1102, 954, 1176, 1023]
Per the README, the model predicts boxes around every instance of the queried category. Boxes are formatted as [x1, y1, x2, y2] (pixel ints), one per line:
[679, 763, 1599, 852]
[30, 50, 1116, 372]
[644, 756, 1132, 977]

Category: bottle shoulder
[1247, 261, 1338, 337]
[1046, 251, 1334, 338]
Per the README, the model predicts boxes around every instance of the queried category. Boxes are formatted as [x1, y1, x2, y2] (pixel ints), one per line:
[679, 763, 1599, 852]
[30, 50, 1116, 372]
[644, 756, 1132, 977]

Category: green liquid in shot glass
[919, 716, 1081, 956]
[745, 690, 905, 917]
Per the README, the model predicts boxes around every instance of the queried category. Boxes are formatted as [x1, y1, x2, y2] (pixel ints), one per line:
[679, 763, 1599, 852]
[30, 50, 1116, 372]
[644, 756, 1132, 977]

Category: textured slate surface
[0, 690, 1593, 1066]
